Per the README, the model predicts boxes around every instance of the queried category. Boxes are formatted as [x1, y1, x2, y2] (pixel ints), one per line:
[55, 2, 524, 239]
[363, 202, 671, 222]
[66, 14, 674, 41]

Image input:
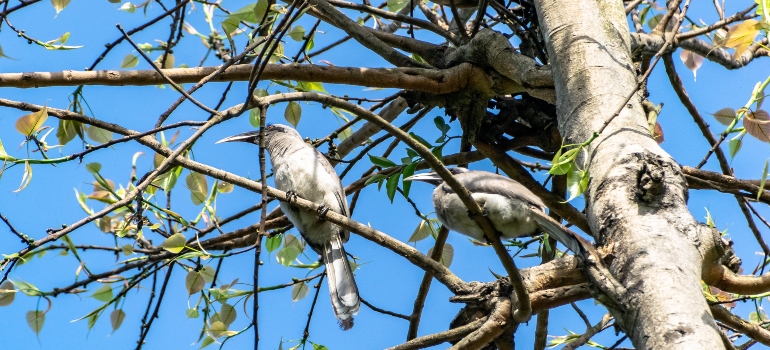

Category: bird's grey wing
[457, 171, 546, 209]
[314, 149, 350, 242]
[313, 149, 348, 215]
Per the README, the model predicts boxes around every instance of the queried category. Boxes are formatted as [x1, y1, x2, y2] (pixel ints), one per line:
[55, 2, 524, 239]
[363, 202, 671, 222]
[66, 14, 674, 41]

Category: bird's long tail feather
[528, 208, 592, 259]
[323, 236, 360, 330]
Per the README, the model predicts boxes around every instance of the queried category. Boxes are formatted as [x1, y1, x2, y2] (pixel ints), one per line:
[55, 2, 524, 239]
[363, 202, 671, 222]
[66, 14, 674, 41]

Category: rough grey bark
[533, 0, 724, 348]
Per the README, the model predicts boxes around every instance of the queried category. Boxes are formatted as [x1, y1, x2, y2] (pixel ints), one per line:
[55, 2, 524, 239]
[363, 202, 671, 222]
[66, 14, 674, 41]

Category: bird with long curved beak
[217, 124, 360, 330]
[405, 167, 586, 256]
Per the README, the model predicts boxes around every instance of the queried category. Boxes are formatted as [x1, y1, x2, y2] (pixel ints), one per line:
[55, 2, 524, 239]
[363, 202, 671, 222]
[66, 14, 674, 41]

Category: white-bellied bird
[217, 124, 360, 330]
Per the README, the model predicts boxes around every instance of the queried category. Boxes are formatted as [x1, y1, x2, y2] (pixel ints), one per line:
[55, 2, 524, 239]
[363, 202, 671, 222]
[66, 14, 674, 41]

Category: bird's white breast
[434, 191, 540, 241]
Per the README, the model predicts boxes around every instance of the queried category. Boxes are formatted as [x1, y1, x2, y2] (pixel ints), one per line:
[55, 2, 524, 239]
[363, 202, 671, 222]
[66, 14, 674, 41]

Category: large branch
[533, 0, 724, 348]
[0, 64, 478, 93]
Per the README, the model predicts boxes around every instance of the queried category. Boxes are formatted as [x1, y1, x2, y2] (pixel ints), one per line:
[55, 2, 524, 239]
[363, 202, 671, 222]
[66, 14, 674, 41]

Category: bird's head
[403, 167, 468, 186]
[215, 124, 301, 146]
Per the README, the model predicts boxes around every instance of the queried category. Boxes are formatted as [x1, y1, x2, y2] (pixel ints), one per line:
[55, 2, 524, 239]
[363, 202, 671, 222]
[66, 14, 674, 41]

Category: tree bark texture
[533, 0, 724, 348]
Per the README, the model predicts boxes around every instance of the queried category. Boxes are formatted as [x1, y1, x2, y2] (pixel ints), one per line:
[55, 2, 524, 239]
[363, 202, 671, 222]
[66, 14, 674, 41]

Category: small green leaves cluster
[549, 134, 597, 201]
[366, 118, 452, 203]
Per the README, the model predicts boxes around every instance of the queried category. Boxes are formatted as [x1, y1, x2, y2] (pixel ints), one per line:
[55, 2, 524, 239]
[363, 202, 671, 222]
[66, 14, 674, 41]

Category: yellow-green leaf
[284, 101, 301, 127]
[26, 310, 45, 336]
[289, 26, 305, 41]
[292, 282, 310, 301]
[57, 119, 83, 146]
[121, 54, 139, 68]
[160, 232, 187, 253]
[92, 284, 114, 302]
[87, 125, 113, 144]
[15, 106, 48, 136]
[186, 172, 208, 205]
[219, 303, 237, 326]
[0, 281, 16, 306]
[51, 0, 70, 14]
[186, 269, 207, 296]
[121, 244, 134, 256]
[217, 181, 234, 193]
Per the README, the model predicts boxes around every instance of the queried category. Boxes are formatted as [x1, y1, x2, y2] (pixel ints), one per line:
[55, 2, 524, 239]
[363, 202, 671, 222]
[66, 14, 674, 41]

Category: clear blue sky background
[0, 1, 767, 349]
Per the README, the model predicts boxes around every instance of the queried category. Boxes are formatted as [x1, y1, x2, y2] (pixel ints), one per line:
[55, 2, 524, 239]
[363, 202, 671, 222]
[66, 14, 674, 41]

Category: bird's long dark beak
[216, 130, 261, 144]
[403, 172, 443, 184]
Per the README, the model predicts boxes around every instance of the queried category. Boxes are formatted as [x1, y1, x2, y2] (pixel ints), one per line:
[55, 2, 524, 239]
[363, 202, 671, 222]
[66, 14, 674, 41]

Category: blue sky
[0, 1, 768, 349]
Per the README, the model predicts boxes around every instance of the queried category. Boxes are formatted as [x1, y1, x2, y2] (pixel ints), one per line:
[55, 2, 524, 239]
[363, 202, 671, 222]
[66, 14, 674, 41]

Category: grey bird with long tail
[217, 124, 360, 329]
[405, 167, 588, 256]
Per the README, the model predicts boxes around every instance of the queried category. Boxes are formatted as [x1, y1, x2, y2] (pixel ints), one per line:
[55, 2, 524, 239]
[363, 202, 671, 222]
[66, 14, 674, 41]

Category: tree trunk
[533, 0, 724, 348]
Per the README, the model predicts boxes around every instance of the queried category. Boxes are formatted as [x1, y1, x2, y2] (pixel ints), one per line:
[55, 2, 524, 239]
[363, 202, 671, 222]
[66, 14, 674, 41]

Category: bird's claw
[285, 190, 299, 203]
[317, 205, 330, 220]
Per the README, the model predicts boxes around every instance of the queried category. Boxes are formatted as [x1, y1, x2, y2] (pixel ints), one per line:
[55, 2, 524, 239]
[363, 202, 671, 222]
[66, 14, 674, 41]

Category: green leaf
[402, 163, 417, 198]
[118, 245, 133, 257]
[368, 154, 397, 168]
[87, 312, 99, 330]
[409, 132, 432, 149]
[186, 269, 207, 296]
[15, 106, 48, 136]
[219, 303, 237, 326]
[566, 168, 589, 201]
[222, 16, 241, 35]
[760, 159, 769, 201]
[291, 282, 309, 301]
[387, 0, 409, 12]
[110, 309, 125, 331]
[249, 108, 261, 128]
[87, 125, 113, 144]
[200, 336, 215, 349]
[266, 235, 282, 253]
[0, 281, 16, 306]
[365, 174, 387, 186]
[289, 26, 305, 41]
[51, 0, 71, 14]
[408, 219, 432, 242]
[386, 172, 400, 203]
[14, 280, 43, 296]
[86, 162, 102, 174]
[750, 310, 769, 324]
[208, 321, 228, 338]
[434, 116, 450, 142]
[428, 243, 454, 268]
[231, 1, 267, 23]
[186, 308, 200, 318]
[186, 172, 209, 205]
[121, 54, 139, 68]
[200, 265, 215, 282]
[41, 32, 81, 50]
[119, 2, 136, 13]
[729, 137, 743, 158]
[549, 148, 575, 175]
[57, 119, 83, 146]
[92, 284, 114, 302]
[160, 232, 187, 253]
[276, 246, 302, 267]
[310, 342, 329, 350]
[284, 101, 302, 127]
[217, 181, 234, 193]
[26, 310, 45, 336]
